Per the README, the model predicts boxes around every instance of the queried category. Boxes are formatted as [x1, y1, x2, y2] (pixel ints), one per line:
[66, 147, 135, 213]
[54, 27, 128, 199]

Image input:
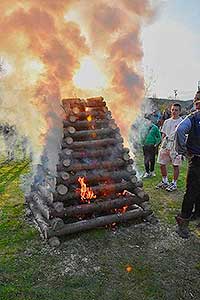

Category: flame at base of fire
[78, 176, 96, 204]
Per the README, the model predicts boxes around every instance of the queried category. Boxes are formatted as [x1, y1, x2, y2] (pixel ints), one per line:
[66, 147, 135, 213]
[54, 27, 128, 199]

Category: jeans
[143, 144, 156, 173]
[181, 156, 200, 218]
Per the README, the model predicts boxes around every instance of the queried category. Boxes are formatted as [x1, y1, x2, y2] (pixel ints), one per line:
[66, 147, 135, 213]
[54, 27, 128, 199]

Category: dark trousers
[143, 144, 156, 173]
[181, 156, 200, 219]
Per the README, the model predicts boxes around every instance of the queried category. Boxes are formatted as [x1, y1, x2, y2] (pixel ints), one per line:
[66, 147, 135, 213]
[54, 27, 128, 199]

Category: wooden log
[63, 127, 118, 139]
[56, 169, 137, 186]
[135, 180, 143, 188]
[50, 194, 145, 218]
[57, 158, 133, 172]
[37, 185, 54, 204]
[62, 137, 123, 149]
[52, 201, 64, 213]
[59, 146, 128, 160]
[62, 98, 82, 106]
[84, 101, 106, 108]
[132, 187, 145, 199]
[29, 202, 50, 239]
[63, 119, 116, 131]
[58, 171, 71, 181]
[48, 207, 144, 237]
[55, 181, 135, 201]
[62, 159, 71, 167]
[30, 192, 50, 220]
[68, 110, 112, 122]
[50, 217, 65, 231]
[86, 96, 104, 102]
[65, 126, 76, 134]
[56, 184, 69, 195]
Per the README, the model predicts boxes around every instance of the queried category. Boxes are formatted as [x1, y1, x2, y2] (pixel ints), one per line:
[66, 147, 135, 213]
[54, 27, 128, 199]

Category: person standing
[156, 103, 182, 191]
[141, 116, 161, 178]
[175, 91, 200, 238]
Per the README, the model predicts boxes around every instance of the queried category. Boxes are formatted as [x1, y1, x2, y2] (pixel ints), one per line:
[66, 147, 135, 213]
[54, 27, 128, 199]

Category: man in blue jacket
[175, 90, 200, 238]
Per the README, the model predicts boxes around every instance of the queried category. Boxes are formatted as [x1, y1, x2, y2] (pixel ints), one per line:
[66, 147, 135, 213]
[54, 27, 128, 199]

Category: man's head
[171, 103, 181, 119]
[194, 91, 200, 110]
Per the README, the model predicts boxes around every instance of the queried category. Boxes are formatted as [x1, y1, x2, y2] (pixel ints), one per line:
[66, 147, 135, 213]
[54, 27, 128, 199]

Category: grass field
[0, 155, 200, 300]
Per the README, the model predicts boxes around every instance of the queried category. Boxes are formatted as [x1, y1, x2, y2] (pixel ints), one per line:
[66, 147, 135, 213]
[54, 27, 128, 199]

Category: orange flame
[87, 115, 92, 122]
[78, 176, 96, 204]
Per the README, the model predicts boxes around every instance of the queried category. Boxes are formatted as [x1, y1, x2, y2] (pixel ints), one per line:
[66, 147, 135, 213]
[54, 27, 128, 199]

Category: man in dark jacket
[175, 91, 200, 238]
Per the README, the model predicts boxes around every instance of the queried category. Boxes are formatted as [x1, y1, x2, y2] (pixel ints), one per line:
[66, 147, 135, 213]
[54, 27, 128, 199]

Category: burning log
[48, 207, 146, 237]
[55, 181, 135, 201]
[68, 110, 112, 122]
[71, 106, 108, 115]
[50, 194, 146, 218]
[62, 137, 123, 149]
[63, 127, 119, 139]
[56, 158, 133, 173]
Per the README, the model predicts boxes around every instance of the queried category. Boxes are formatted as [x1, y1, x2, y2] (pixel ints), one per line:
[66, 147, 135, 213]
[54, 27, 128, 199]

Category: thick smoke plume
[0, 0, 155, 170]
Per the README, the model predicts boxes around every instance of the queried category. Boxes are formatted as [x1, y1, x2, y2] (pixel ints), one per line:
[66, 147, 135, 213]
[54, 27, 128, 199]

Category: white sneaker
[143, 172, 150, 178]
[166, 183, 177, 192]
[150, 171, 156, 177]
[156, 181, 169, 189]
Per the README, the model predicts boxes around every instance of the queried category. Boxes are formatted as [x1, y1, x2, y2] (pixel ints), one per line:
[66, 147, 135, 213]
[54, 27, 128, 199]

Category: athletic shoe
[150, 171, 156, 177]
[166, 182, 177, 192]
[143, 172, 151, 178]
[156, 181, 169, 189]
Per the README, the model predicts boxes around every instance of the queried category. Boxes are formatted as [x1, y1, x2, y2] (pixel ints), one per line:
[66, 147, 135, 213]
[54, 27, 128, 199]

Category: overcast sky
[142, 0, 200, 100]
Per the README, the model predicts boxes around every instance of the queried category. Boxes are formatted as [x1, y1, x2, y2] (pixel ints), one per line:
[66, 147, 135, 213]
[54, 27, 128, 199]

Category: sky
[142, 0, 200, 100]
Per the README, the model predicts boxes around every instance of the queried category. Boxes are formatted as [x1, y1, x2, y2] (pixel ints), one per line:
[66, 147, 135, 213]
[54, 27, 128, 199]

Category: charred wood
[48, 207, 144, 237]
[50, 194, 145, 218]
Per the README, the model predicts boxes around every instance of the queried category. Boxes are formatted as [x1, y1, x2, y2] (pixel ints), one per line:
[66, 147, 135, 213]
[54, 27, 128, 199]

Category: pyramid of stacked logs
[28, 97, 152, 240]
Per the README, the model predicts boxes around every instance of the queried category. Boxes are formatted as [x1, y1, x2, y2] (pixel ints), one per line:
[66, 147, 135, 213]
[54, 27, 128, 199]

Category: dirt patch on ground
[30, 219, 200, 300]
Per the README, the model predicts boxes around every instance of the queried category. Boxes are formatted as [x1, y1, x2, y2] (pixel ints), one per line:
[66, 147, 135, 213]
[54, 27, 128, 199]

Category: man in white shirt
[156, 103, 182, 191]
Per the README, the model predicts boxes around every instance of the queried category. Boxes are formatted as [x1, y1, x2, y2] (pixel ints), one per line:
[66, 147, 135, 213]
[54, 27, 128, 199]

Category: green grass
[0, 156, 200, 300]
[136, 152, 187, 224]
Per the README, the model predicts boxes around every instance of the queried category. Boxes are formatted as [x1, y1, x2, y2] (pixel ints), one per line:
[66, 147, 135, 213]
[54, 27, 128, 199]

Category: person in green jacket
[140, 116, 161, 178]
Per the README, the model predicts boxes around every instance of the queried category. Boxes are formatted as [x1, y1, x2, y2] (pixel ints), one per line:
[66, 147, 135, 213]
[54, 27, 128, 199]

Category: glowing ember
[87, 115, 92, 122]
[126, 265, 133, 273]
[78, 176, 96, 204]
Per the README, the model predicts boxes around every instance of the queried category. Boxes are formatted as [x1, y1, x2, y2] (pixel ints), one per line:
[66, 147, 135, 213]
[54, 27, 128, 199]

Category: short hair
[171, 103, 181, 111]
